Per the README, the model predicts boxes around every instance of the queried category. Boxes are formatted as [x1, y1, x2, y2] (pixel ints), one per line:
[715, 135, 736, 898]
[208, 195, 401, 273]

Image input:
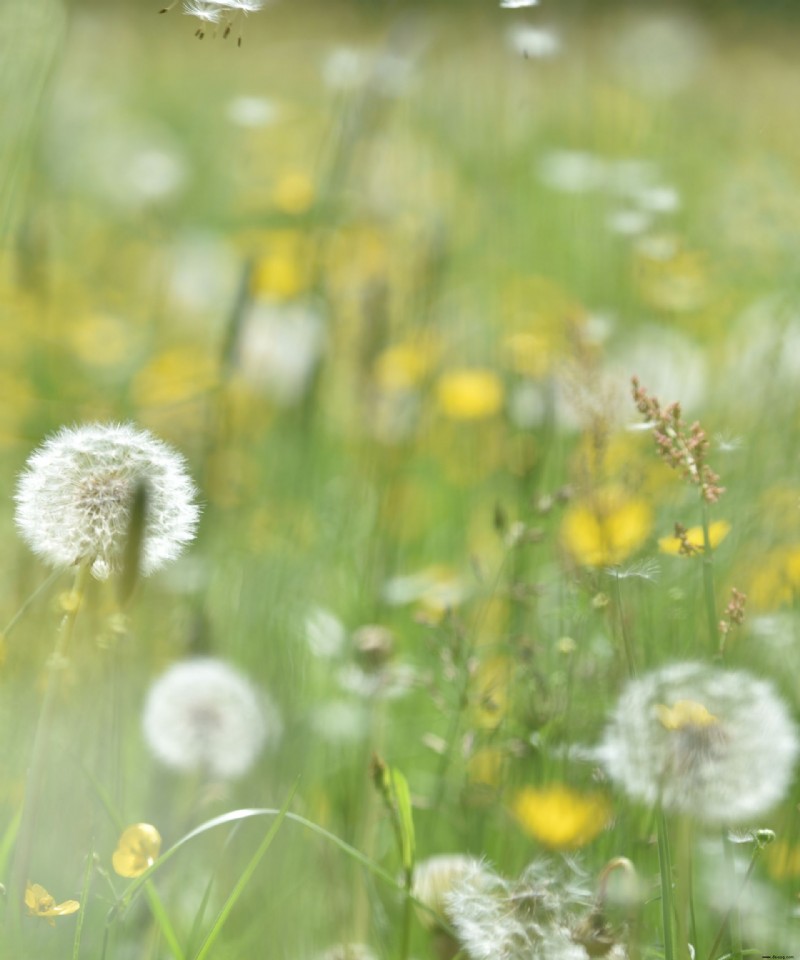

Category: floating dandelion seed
[15, 423, 199, 580]
[142, 658, 279, 780]
[599, 661, 799, 824]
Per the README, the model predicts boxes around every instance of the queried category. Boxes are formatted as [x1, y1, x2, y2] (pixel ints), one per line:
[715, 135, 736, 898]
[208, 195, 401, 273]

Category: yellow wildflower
[112, 823, 162, 878]
[511, 784, 611, 850]
[25, 883, 80, 925]
[436, 369, 504, 420]
[656, 699, 718, 731]
[374, 343, 434, 391]
[561, 488, 652, 567]
[659, 520, 730, 555]
[766, 840, 800, 881]
[272, 171, 314, 215]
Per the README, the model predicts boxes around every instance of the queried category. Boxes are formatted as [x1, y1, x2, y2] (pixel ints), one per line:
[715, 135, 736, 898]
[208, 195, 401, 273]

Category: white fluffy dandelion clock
[14, 423, 200, 580]
[142, 658, 280, 780]
[599, 661, 799, 825]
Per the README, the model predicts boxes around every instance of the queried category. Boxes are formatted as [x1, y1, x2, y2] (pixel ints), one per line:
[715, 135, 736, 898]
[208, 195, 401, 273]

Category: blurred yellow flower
[272, 171, 314, 215]
[656, 699, 718, 731]
[374, 343, 434, 391]
[472, 657, 511, 730]
[747, 544, 800, 611]
[659, 521, 730, 555]
[25, 883, 80, 925]
[766, 840, 800, 881]
[561, 489, 652, 567]
[436, 369, 504, 420]
[511, 784, 611, 850]
[112, 823, 162, 878]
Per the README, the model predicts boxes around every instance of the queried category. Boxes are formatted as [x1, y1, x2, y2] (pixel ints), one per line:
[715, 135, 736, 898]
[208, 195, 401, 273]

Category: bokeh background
[4, 0, 800, 957]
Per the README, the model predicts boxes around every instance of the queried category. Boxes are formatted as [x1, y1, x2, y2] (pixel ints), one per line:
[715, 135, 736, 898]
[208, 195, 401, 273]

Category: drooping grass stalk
[11, 561, 90, 909]
[1, 567, 63, 640]
[657, 810, 676, 960]
[700, 499, 719, 653]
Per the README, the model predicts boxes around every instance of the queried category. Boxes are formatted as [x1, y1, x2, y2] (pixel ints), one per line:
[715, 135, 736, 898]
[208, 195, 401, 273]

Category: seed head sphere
[15, 423, 199, 579]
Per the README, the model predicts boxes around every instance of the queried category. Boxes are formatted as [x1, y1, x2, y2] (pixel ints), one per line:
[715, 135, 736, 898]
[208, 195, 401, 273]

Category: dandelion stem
[11, 562, 90, 910]
[674, 815, 693, 960]
[657, 810, 676, 960]
[700, 499, 719, 653]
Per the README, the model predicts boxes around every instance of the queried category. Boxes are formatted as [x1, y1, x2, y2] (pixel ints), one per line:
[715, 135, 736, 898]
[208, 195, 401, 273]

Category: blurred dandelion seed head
[599, 662, 799, 824]
[15, 423, 199, 580]
[412, 854, 488, 930]
[142, 657, 279, 780]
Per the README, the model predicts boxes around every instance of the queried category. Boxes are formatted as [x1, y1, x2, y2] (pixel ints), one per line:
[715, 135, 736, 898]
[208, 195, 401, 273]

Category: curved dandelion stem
[10, 562, 91, 909]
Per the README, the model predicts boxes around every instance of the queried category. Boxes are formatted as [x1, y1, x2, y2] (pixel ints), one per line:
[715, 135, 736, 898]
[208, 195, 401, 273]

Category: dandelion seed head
[15, 423, 199, 580]
[142, 658, 279, 780]
[599, 662, 799, 824]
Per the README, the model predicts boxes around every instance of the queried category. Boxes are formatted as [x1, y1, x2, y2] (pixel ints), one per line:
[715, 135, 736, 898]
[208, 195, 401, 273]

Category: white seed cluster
[15, 423, 199, 580]
[598, 661, 799, 825]
[142, 657, 279, 780]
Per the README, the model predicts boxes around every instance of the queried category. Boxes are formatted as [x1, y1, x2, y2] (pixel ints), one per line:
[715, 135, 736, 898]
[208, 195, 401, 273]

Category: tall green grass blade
[191, 783, 297, 960]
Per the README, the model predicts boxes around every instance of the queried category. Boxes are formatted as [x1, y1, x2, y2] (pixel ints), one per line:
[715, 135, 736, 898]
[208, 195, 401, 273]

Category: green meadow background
[3, 0, 800, 957]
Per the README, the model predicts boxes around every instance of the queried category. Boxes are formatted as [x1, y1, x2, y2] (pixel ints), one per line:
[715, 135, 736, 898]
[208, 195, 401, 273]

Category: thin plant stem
[700, 499, 719, 652]
[674, 815, 693, 960]
[2, 567, 63, 639]
[11, 562, 90, 909]
[72, 847, 96, 960]
[657, 810, 675, 960]
[611, 570, 637, 677]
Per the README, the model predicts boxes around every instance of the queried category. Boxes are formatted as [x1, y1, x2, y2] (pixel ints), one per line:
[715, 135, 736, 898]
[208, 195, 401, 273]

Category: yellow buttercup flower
[436, 369, 504, 421]
[561, 488, 652, 567]
[511, 784, 611, 850]
[112, 823, 162, 878]
[659, 520, 730, 556]
[25, 883, 80, 925]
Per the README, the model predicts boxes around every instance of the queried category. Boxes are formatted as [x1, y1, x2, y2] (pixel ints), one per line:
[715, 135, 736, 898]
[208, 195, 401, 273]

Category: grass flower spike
[142, 657, 279, 780]
[599, 661, 799, 824]
[15, 423, 199, 580]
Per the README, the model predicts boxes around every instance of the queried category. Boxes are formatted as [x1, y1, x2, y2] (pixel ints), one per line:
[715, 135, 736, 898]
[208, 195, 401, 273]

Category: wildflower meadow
[3, 0, 800, 958]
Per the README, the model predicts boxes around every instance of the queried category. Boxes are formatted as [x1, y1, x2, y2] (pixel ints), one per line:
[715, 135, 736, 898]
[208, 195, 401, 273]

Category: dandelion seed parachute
[142, 658, 280, 780]
[599, 661, 799, 825]
[15, 423, 199, 580]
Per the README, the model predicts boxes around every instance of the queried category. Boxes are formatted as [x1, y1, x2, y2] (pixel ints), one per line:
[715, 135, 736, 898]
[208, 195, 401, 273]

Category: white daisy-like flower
[598, 661, 799, 825]
[142, 658, 279, 780]
[15, 423, 199, 580]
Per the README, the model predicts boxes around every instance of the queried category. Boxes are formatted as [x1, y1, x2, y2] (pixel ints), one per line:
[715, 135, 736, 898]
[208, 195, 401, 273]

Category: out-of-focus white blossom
[143, 658, 279, 780]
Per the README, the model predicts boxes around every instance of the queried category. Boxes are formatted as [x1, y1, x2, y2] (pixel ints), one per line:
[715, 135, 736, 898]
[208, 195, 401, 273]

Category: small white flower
[507, 25, 560, 59]
[599, 662, 799, 824]
[15, 423, 199, 580]
[142, 658, 279, 780]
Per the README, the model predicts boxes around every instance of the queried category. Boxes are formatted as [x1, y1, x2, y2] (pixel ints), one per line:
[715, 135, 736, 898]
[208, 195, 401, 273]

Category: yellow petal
[511, 785, 611, 850]
[561, 490, 652, 567]
[659, 520, 730, 556]
[656, 699, 718, 731]
[113, 823, 162, 878]
[436, 369, 504, 421]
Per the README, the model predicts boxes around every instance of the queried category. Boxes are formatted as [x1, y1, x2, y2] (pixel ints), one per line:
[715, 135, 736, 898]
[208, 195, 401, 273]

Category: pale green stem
[674, 815, 693, 960]
[11, 563, 90, 909]
[657, 811, 676, 960]
[700, 499, 719, 653]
